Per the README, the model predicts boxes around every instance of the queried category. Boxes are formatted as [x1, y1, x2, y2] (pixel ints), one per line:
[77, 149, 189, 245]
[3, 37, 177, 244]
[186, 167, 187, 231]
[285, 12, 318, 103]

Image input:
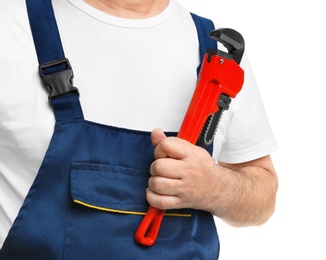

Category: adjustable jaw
[209, 28, 245, 65]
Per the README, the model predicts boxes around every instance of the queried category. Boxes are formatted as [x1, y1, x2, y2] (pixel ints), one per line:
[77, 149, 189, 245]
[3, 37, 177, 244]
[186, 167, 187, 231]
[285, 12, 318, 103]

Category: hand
[146, 128, 217, 211]
[146, 129, 278, 227]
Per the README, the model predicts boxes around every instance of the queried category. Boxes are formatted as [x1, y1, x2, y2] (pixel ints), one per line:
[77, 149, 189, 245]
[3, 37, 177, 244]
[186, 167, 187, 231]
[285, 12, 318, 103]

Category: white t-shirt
[0, 0, 278, 246]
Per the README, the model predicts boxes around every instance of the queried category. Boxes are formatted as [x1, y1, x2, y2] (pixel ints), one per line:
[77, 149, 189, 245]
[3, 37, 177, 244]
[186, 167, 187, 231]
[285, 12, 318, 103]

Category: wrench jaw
[209, 28, 245, 65]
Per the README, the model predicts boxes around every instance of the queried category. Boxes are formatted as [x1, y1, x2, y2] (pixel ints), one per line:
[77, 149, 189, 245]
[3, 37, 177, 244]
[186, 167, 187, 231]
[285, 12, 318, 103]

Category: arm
[147, 128, 278, 227]
[214, 155, 278, 226]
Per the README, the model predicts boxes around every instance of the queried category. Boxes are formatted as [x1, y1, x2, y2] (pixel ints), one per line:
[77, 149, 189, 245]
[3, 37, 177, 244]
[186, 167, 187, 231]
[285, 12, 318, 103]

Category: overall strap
[190, 13, 217, 74]
[26, 0, 83, 122]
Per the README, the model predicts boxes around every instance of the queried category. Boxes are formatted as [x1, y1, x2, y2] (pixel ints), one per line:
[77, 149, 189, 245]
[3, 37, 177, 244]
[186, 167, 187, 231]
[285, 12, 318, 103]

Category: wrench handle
[134, 206, 165, 246]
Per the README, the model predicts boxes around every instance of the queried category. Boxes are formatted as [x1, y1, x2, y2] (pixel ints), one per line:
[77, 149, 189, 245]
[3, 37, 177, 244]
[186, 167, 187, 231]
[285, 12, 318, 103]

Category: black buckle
[39, 58, 79, 102]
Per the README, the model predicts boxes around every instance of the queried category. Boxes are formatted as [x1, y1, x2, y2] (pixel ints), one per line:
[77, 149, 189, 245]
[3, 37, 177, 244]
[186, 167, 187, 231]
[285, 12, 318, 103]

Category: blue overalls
[0, 1, 220, 259]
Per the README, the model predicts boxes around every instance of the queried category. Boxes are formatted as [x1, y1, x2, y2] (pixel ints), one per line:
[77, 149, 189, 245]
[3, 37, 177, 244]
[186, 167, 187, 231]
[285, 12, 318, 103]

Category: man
[0, 0, 278, 258]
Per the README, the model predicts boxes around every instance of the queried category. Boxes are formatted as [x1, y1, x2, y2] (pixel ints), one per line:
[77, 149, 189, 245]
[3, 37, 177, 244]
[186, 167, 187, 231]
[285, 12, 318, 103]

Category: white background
[179, 0, 326, 259]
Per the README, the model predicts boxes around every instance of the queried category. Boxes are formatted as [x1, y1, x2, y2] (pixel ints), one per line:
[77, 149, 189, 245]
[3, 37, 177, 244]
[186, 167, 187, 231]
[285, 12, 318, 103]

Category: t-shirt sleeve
[215, 53, 278, 163]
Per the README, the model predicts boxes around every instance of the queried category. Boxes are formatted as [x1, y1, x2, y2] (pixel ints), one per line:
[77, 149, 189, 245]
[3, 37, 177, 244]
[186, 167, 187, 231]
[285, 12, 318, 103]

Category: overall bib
[0, 1, 220, 259]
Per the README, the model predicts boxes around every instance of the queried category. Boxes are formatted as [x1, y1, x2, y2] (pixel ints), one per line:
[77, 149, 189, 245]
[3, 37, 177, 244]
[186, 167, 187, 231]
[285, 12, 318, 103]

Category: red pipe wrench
[135, 28, 245, 246]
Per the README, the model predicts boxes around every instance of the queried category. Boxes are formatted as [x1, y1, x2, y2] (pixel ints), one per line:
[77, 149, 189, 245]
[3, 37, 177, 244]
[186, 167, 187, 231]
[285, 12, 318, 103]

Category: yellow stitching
[73, 200, 192, 217]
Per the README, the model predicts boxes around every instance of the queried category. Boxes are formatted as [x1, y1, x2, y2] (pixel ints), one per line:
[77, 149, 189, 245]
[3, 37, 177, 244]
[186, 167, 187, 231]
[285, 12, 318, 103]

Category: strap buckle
[39, 58, 79, 102]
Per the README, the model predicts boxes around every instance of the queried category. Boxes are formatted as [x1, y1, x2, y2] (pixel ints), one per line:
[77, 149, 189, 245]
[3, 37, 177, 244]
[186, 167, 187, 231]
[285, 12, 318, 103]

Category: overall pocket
[70, 162, 150, 214]
[64, 162, 193, 259]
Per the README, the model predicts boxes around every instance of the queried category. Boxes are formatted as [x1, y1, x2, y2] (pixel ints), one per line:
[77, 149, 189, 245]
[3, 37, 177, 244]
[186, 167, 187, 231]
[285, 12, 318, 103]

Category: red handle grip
[134, 206, 165, 246]
[135, 53, 244, 246]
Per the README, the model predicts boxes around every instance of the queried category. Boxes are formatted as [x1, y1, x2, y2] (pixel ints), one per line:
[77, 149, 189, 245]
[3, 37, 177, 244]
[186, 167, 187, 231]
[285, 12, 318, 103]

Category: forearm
[208, 156, 278, 227]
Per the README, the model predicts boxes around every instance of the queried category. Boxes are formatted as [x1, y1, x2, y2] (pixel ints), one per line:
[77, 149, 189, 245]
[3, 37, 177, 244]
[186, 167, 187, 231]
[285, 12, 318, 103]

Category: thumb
[151, 128, 166, 148]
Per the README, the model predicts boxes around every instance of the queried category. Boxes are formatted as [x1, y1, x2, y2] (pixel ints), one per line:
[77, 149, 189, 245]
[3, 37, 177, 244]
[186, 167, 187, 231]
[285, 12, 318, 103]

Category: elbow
[252, 165, 279, 226]
[254, 194, 277, 226]
[224, 200, 277, 228]
[253, 175, 279, 226]
[226, 175, 279, 227]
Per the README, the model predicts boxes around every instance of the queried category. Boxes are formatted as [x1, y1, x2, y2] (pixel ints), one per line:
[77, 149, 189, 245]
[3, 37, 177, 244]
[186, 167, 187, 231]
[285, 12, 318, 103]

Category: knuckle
[151, 160, 164, 175]
[146, 190, 170, 210]
[149, 176, 162, 191]
[159, 137, 175, 151]
[157, 196, 170, 210]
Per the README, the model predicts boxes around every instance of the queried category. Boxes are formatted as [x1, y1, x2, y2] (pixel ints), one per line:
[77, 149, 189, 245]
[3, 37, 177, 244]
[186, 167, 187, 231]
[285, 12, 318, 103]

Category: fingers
[148, 129, 185, 209]
[148, 128, 208, 210]
[148, 154, 198, 210]
[148, 165, 183, 194]
[146, 188, 183, 210]
[151, 128, 166, 148]
[152, 130, 190, 160]
[150, 157, 184, 179]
